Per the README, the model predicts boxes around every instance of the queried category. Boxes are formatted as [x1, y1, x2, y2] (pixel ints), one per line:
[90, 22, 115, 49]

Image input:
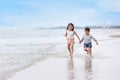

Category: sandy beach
[7, 29, 120, 80]
[110, 34, 120, 38]
[0, 0, 120, 79]
[8, 39, 120, 80]
[0, 29, 120, 80]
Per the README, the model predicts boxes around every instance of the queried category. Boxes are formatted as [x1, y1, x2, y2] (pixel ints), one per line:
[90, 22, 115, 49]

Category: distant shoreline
[35, 27, 120, 30]
[35, 26, 120, 29]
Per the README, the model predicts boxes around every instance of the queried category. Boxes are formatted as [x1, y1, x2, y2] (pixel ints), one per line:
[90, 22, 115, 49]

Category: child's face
[85, 30, 90, 35]
[68, 25, 73, 31]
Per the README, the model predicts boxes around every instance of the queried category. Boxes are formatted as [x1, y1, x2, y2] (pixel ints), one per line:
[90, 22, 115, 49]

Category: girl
[65, 23, 80, 57]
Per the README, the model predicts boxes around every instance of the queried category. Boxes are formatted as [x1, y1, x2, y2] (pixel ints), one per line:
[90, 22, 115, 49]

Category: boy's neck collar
[85, 34, 90, 36]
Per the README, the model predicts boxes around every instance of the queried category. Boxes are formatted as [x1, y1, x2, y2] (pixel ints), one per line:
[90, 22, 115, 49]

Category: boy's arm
[74, 31, 80, 42]
[91, 35, 98, 45]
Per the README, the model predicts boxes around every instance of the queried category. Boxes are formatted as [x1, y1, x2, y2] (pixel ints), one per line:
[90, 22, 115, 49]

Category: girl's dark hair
[85, 27, 90, 31]
[66, 23, 74, 31]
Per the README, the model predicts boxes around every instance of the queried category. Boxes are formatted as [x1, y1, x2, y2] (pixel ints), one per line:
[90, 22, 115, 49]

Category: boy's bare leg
[84, 48, 88, 54]
[88, 48, 92, 55]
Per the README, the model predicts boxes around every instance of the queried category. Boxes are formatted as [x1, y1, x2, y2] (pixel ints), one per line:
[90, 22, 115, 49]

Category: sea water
[0, 28, 120, 80]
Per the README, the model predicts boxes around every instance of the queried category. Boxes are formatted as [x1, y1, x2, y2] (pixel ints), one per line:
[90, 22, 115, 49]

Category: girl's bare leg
[68, 44, 71, 55]
[71, 39, 74, 56]
[67, 40, 72, 56]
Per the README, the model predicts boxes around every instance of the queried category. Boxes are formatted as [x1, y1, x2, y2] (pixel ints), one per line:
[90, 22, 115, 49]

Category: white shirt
[81, 34, 97, 43]
[66, 30, 74, 39]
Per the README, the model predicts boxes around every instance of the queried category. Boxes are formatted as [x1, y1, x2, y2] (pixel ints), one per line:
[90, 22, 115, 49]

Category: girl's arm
[80, 36, 84, 44]
[74, 31, 80, 42]
[64, 32, 67, 37]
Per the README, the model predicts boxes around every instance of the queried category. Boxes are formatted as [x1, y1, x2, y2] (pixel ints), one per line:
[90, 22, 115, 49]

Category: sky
[0, 0, 120, 28]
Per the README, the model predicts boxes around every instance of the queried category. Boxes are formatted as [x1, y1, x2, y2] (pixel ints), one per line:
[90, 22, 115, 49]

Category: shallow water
[0, 28, 120, 80]
[7, 54, 120, 80]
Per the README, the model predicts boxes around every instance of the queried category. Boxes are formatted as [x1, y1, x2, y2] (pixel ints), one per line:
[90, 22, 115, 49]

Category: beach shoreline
[0, 29, 119, 80]
[7, 38, 120, 80]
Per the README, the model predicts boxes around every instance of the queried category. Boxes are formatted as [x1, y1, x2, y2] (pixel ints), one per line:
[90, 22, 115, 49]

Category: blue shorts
[84, 42, 92, 48]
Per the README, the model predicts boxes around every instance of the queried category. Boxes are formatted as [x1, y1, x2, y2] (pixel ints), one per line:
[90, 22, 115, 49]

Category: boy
[80, 27, 98, 55]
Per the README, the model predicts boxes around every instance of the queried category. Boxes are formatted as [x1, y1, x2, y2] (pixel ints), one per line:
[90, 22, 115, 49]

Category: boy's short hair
[85, 27, 90, 31]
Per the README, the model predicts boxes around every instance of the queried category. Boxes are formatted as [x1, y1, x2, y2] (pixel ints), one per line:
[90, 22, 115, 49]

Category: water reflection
[67, 56, 93, 80]
[67, 57, 75, 80]
[84, 57, 93, 80]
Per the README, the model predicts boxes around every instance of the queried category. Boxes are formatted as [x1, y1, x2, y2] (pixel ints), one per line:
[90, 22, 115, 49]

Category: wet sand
[110, 34, 120, 38]
[7, 38, 120, 80]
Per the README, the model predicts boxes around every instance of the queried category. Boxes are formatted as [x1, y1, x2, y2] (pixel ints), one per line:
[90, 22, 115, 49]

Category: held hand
[79, 41, 82, 44]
